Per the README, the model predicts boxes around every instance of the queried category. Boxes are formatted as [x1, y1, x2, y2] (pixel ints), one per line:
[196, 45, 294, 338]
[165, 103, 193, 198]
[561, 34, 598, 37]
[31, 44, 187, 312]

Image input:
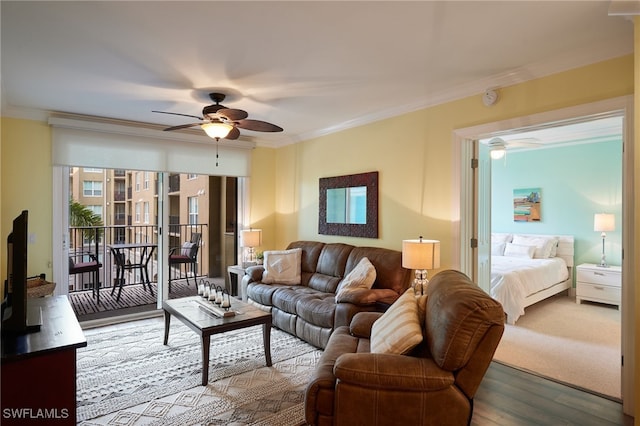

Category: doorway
[453, 96, 634, 416]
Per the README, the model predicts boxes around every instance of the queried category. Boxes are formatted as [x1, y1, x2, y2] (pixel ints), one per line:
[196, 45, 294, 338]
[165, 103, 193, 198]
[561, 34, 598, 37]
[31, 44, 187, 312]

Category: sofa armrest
[348, 312, 382, 338]
[334, 353, 454, 392]
[337, 288, 398, 305]
[245, 265, 265, 283]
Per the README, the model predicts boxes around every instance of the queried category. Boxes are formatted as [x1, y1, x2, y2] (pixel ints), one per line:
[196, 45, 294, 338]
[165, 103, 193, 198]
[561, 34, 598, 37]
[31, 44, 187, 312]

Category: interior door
[476, 142, 492, 293]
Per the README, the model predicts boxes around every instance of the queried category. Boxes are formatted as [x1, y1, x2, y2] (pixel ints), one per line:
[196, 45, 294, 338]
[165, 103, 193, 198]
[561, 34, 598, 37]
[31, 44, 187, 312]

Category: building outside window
[144, 201, 150, 223]
[144, 172, 150, 190]
[83, 167, 103, 173]
[188, 196, 198, 225]
[135, 172, 141, 191]
[187, 173, 197, 180]
[135, 202, 141, 223]
[83, 181, 103, 197]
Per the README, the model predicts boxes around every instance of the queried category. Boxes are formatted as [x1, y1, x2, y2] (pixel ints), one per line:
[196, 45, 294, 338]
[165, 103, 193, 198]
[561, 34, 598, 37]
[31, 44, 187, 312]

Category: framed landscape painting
[513, 188, 541, 222]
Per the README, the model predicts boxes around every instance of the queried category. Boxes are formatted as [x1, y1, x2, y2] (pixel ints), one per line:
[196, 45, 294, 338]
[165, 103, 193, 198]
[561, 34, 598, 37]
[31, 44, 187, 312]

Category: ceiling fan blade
[218, 108, 248, 121]
[163, 123, 202, 131]
[235, 119, 283, 132]
[152, 110, 203, 121]
[225, 127, 241, 140]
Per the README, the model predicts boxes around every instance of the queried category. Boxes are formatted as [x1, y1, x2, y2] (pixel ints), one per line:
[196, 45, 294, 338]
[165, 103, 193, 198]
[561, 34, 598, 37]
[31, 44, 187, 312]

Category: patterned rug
[77, 317, 322, 425]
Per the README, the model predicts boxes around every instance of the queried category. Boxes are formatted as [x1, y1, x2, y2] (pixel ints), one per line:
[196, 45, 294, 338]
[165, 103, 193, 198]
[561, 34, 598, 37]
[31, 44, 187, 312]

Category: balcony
[68, 223, 214, 323]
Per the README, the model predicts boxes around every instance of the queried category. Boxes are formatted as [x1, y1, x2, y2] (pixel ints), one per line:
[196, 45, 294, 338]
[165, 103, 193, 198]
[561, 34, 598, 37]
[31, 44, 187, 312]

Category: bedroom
[486, 114, 623, 397]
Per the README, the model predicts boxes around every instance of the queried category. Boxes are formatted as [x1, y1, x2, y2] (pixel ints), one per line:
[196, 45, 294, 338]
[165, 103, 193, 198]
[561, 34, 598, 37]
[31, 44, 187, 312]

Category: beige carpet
[493, 294, 621, 399]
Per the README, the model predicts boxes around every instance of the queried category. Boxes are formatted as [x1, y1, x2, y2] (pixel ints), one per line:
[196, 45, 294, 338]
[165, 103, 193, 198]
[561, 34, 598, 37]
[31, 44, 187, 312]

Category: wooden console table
[1, 296, 87, 425]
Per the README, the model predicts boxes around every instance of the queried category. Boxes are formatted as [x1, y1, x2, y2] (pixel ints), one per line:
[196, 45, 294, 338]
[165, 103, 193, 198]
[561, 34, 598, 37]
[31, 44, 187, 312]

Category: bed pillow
[261, 248, 302, 285]
[491, 242, 506, 256]
[371, 287, 423, 354]
[491, 233, 512, 244]
[503, 243, 536, 259]
[512, 235, 557, 259]
[335, 257, 377, 302]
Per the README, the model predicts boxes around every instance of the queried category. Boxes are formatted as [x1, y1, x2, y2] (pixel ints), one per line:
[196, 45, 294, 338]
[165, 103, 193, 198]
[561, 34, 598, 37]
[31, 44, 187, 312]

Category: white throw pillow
[512, 235, 557, 259]
[491, 233, 512, 244]
[370, 288, 423, 354]
[262, 248, 302, 285]
[503, 243, 536, 259]
[335, 257, 377, 302]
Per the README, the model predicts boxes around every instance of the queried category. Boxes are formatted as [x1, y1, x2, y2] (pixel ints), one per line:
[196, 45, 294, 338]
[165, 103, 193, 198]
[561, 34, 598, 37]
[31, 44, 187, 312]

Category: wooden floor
[473, 362, 630, 425]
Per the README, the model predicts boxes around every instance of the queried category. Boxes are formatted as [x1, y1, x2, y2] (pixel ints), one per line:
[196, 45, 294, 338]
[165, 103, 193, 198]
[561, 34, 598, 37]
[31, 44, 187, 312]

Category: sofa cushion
[335, 257, 376, 302]
[370, 288, 423, 354]
[296, 292, 337, 329]
[262, 248, 302, 285]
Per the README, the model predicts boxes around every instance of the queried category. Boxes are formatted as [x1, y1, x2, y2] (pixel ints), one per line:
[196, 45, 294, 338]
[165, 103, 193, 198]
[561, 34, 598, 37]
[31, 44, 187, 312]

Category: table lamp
[402, 237, 441, 295]
[241, 228, 262, 267]
[594, 213, 615, 268]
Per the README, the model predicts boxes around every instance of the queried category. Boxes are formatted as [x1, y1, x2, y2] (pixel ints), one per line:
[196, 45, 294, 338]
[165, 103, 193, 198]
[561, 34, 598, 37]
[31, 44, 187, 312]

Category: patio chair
[69, 241, 102, 304]
[169, 232, 202, 292]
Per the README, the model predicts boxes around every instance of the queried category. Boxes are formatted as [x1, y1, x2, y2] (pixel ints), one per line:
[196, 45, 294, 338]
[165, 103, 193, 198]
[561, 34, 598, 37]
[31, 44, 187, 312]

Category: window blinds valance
[49, 115, 254, 176]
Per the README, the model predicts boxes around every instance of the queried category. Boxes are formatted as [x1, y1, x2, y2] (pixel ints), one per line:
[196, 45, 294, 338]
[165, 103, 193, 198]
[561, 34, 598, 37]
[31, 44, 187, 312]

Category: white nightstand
[575, 263, 621, 308]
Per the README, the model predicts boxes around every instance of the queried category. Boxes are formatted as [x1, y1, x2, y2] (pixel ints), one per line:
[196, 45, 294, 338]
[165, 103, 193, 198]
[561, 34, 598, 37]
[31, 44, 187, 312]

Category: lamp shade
[201, 122, 234, 139]
[594, 213, 615, 232]
[241, 229, 262, 248]
[402, 239, 441, 270]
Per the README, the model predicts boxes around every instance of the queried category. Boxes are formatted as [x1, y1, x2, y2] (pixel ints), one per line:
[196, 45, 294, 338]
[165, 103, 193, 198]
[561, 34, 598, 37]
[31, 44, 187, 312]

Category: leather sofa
[245, 241, 411, 349]
[304, 270, 505, 426]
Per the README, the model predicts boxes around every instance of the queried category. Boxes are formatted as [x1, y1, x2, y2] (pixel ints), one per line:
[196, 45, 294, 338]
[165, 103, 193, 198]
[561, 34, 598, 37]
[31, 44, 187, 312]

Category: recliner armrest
[245, 265, 265, 283]
[348, 312, 382, 338]
[336, 288, 398, 305]
[334, 353, 454, 392]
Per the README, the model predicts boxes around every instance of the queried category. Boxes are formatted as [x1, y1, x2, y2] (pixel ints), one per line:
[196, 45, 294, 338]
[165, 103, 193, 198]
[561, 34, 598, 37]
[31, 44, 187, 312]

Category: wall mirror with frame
[318, 171, 378, 238]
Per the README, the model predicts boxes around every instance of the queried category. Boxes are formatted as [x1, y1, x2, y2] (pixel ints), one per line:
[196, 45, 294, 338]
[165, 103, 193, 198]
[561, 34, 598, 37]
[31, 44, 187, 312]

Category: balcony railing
[68, 223, 208, 299]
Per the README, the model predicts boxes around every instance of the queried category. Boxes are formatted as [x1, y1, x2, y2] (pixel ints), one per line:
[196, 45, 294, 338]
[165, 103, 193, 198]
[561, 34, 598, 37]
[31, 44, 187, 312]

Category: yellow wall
[265, 56, 633, 268]
[1, 118, 53, 282]
[634, 16, 640, 426]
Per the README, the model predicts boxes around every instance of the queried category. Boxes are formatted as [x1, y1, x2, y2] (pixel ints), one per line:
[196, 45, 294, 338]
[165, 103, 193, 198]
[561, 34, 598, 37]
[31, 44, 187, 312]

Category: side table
[227, 265, 246, 299]
[575, 263, 621, 308]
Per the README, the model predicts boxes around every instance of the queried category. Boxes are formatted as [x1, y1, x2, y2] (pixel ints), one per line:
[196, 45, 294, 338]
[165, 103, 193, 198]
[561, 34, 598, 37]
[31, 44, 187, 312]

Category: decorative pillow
[335, 257, 376, 302]
[181, 242, 195, 257]
[512, 235, 557, 259]
[262, 248, 302, 285]
[491, 242, 506, 256]
[503, 243, 536, 259]
[370, 288, 423, 354]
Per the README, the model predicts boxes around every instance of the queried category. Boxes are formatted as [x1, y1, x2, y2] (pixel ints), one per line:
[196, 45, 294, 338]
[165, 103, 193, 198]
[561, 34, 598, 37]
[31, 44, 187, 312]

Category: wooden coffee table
[163, 296, 272, 386]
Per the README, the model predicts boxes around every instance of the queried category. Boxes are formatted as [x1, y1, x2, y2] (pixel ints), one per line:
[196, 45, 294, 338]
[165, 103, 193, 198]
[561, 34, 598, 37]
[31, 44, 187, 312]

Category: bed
[490, 233, 574, 325]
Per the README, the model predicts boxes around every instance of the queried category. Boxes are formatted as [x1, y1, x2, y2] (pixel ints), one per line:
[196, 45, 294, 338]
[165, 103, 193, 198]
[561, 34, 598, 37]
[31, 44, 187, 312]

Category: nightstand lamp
[241, 228, 262, 267]
[402, 237, 441, 295]
[594, 213, 615, 268]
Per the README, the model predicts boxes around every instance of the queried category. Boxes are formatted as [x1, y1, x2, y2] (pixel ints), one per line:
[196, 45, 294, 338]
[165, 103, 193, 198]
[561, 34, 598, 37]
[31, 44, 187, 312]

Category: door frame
[452, 95, 634, 415]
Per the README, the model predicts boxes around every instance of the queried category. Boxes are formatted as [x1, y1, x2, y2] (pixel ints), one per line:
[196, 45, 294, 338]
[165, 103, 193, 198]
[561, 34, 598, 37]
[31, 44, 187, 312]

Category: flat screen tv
[2, 210, 40, 335]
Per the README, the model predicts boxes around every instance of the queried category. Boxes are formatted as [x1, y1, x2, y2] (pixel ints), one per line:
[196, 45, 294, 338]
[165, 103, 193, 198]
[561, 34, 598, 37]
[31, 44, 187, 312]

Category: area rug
[77, 317, 322, 425]
[493, 294, 621, 399]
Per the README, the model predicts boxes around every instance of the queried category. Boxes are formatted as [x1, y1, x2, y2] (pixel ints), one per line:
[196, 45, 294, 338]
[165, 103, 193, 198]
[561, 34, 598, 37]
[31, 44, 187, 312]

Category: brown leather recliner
[304, 270, 505, 426]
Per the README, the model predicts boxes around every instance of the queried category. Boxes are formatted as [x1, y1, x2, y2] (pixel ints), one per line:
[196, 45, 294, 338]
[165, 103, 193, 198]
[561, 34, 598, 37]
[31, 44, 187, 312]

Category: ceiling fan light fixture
[490, 147, 506, 160]
[201, 122, 234, 139]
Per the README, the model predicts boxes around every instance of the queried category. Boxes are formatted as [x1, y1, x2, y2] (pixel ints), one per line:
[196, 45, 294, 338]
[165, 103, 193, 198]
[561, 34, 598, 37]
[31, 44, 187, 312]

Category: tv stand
[1, 296, 86, 425]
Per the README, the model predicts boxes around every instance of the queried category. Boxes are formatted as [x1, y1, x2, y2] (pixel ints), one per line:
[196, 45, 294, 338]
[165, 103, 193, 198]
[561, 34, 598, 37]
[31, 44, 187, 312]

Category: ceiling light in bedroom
[490, 146, 506, 159]
[402, 237, 441, 295]
[594, 213, 615, 268]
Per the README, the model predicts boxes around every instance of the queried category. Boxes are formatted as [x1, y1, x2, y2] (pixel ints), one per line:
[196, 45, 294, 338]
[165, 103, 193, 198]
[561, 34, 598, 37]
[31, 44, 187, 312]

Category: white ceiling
[0, 1, 634, 147]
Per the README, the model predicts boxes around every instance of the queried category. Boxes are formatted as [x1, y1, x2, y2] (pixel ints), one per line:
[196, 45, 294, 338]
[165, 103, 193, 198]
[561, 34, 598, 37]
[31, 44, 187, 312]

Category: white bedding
[491, 256, 569, 324]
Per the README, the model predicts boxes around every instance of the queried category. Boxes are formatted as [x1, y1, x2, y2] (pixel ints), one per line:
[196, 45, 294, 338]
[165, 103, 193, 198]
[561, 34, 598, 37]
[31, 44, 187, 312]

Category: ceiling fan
[487, 137, 542, 160]
[153, 92, 283, 140]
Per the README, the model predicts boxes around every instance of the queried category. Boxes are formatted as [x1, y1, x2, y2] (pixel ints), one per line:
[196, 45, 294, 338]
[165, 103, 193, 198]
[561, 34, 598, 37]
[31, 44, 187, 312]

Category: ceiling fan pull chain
[216, 139, 219, 167]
